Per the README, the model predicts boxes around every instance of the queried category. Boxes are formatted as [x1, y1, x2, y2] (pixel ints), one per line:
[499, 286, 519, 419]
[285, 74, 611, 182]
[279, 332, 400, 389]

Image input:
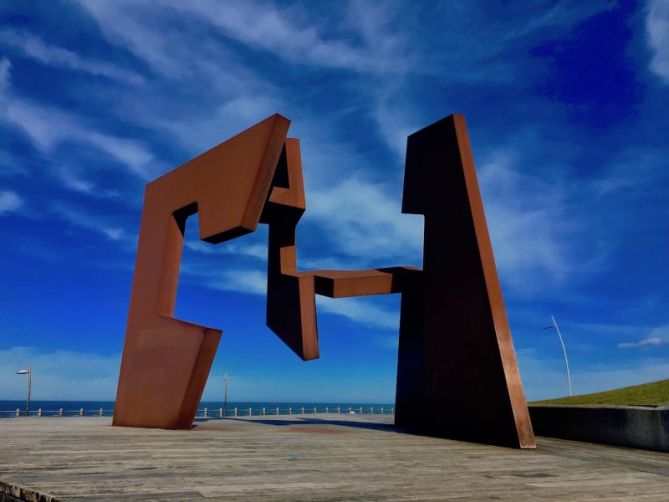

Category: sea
[0, 400, 394, 418]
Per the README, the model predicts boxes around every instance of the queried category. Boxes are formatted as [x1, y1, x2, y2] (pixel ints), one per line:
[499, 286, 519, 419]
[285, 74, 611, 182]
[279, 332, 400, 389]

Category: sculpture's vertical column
[396, 114, 535, 448]
[263, 139, 319, 361]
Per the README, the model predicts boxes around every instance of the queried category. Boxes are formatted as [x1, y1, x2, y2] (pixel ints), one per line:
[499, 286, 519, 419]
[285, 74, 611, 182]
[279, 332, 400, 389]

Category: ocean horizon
[0, 400, 395, 417]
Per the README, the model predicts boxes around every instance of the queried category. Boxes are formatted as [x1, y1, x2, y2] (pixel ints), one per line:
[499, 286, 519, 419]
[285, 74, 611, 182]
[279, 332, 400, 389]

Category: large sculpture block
[114, 113, 535, 448]
[395, 115, 534, 447]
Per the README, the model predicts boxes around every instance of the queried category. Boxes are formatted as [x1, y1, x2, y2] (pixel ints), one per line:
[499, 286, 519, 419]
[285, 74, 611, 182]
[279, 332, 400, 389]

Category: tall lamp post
[16, 363, 32, 416]
[223, 373, 228, 418]
[544, 315, 572, 397]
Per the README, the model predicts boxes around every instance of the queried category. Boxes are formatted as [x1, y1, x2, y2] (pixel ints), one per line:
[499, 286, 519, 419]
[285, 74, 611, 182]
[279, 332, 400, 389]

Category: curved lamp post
[544, 315, 572, 397]
[16, 363, 31, 416]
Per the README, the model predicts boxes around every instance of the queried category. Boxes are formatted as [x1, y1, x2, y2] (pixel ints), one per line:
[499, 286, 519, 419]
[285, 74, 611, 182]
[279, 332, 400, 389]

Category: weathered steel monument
[113, 113, 535, 448]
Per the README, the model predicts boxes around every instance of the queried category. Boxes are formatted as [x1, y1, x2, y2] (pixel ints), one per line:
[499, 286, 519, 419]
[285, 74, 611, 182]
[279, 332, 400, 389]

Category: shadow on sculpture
[113, 113, 535, 449]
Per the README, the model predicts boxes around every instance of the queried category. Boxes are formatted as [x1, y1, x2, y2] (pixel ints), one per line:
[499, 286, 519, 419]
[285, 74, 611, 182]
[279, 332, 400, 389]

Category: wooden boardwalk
[1, 415, 668, 501]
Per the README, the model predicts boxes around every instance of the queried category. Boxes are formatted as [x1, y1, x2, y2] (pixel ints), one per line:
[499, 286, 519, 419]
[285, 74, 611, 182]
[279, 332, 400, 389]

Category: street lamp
[16, 362, 32, 416]
[223, 373, 228, 418]
[544, 315, 572, 397]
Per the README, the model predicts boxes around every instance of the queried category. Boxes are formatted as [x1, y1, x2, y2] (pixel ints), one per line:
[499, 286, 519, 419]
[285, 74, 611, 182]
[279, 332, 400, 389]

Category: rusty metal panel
[396, 114, 534, 448]
[113, 114, 289, 429]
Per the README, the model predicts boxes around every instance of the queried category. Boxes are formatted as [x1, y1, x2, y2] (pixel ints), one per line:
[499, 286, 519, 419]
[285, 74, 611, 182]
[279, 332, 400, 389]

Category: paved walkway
[1, 415, 668, 501]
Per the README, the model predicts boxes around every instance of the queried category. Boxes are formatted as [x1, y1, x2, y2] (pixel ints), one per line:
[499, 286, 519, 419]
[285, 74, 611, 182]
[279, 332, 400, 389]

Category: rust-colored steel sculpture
[114, 113, 535, 448]
[114, 115, 289, 429]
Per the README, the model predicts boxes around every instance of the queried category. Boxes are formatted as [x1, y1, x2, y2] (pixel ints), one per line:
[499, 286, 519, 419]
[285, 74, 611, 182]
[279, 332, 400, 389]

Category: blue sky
[1, 0, 669, 403]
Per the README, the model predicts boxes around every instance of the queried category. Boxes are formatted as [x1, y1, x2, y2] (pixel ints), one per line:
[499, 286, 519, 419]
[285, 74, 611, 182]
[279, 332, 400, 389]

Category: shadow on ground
[193, 416, 403, 434]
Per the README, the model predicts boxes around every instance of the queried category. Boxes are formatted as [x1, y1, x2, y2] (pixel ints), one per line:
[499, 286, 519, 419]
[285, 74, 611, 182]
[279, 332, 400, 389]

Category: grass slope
[531, 378, 669, 406]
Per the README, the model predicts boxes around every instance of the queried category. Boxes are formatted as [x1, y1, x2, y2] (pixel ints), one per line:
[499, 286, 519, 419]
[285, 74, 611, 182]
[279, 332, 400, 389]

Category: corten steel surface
[114, 112, 535, 448]
[395, 115, 534, 448]
[114, 115, 290, 429]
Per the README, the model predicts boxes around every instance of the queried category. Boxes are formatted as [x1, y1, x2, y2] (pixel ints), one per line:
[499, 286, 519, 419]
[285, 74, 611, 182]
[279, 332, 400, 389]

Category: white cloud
[647, 0, 669, 83]
[162, 0, 411, 74]
[52, 203, 128, 243]
[75, 0, 260, 85]
[0, 190, 23, 215]
[85, 132, 155, 179]
[2, 97, 156, 180]
[0, 32, 156, 186]
[0, 29, 144, 85]
[5, 0, 622, 318]
[618, 324, 669, 349]
[53, 167, 121, 200]
[618, 337, 668, 349]
[184, 240, 266, 261]
[1, 67, 152, 186]
[74, 1, 187, 77]
[368, 84, 419, 160]
[498, 1, 615, 46]
[0, 347, 120, 400]
[478, 151, 579, 294]
[73, 0, 288, 156]
[317, 296, 398, 330]
[199, 268, 268, 296]
[307, 178, 423, 264]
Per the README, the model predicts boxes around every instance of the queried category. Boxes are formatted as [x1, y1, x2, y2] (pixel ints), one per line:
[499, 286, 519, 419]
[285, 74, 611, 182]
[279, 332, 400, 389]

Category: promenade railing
[0, 406, 394, 418]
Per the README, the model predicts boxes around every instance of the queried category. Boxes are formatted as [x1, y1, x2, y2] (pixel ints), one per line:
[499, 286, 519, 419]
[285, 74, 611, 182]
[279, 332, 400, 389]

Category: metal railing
[0, 408, 111, 417]
[1, 406, 394, 418]
[195, 406, 394, 418]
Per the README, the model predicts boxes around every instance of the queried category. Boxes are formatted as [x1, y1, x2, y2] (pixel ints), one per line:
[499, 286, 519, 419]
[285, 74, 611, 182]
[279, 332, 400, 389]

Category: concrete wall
[529, 405, 669, 452]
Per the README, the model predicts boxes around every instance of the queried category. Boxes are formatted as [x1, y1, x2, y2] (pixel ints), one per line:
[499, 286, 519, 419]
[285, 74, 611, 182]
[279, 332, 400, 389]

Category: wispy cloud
[194, 267, 268, 296]
[72, 0, 287, 157]
[368, 84, 419, 160]
[0, 57, 156, 183]
[0, 189, 23, 215]
[646, 0, 669, 83]
[53, 166, 122, 200]
[73, 1, 189, 78]
[307, 178, 423, 264]
[498, 1, 615, 46]
[2, 96, 157, 181]
[618, 324, 669, 349]
[317, 296, 398, 330]
[163, 0, 412, 74]
[2, 0, 629, 318]
[478, 151, 576, 294]
[618, 337, 669, 349]
[74, 0, 260, 84]
[184, 240, 267, 261]
[62, 0, 416, 286]
[0, 29, 144, 85]
[52, 202, 128, 243]
[0, 347, 120, 400]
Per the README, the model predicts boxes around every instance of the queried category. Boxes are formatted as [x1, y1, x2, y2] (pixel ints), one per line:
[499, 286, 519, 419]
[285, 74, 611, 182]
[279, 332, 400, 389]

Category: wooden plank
[0, 415, 668, 501]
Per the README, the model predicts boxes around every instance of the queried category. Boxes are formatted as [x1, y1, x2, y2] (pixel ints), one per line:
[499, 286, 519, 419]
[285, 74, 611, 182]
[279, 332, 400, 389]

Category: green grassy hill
[531, 378, 669, 406]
